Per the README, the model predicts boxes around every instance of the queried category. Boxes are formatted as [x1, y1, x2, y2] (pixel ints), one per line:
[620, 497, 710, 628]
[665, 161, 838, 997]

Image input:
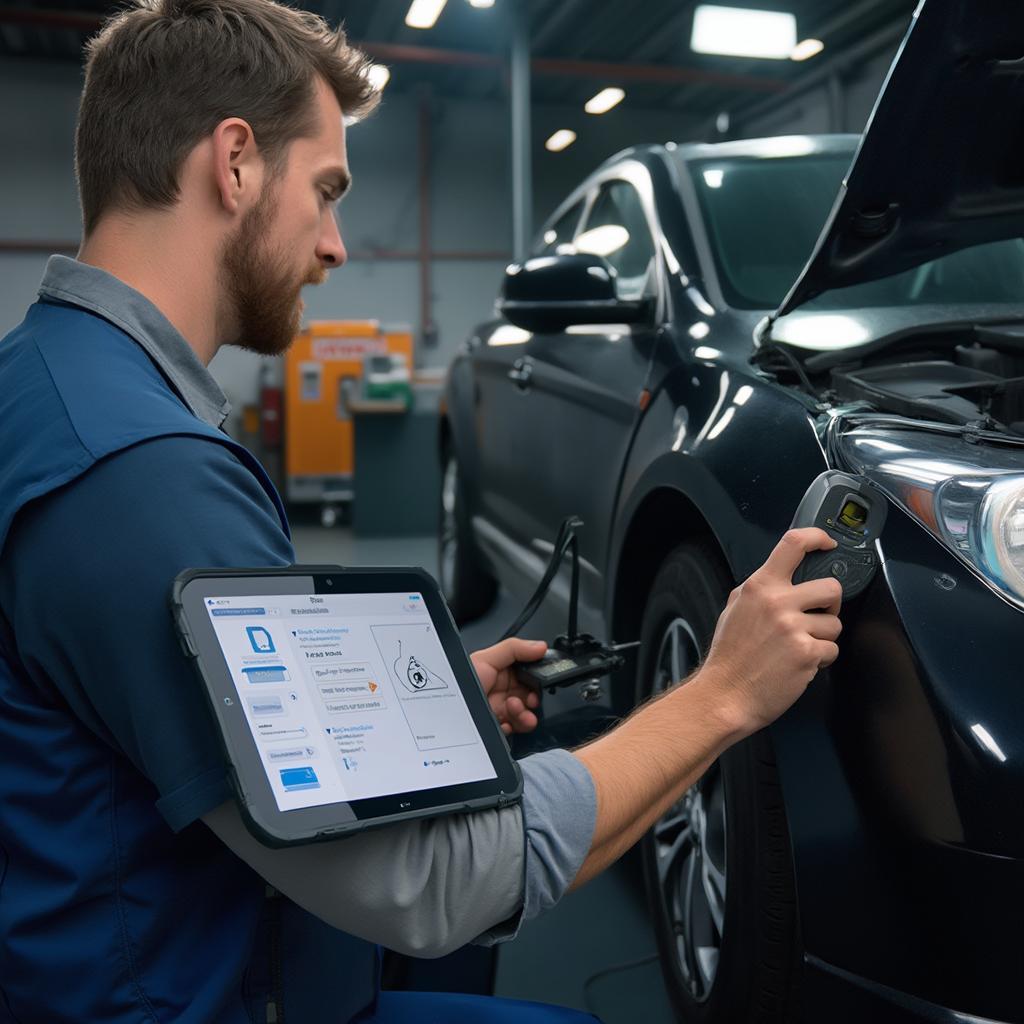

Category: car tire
[637, 541, 801, 1023]
[439, 446, 497, 625]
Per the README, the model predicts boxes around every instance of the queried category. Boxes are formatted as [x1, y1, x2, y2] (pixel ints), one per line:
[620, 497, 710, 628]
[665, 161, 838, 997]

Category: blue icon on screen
[246, 626, 275, 653]
[279, 767, 319, 792]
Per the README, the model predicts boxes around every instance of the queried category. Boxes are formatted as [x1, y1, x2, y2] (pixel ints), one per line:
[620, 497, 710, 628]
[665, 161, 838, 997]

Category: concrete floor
[291, 524, 676, 1023]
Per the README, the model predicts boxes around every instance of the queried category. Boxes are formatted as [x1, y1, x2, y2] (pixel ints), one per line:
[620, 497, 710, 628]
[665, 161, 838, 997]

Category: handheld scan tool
[790, 470, 887, 599]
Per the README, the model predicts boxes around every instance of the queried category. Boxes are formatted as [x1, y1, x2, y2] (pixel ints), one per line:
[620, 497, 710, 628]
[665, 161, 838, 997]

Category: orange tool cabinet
[284, 320, 413, 522]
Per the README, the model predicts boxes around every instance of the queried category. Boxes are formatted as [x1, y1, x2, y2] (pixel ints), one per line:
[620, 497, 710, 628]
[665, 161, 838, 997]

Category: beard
[220, 187, 327, 357]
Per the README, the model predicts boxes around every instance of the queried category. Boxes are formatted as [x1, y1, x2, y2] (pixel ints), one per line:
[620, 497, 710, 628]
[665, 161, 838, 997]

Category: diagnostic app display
[206, 592, 495, 812]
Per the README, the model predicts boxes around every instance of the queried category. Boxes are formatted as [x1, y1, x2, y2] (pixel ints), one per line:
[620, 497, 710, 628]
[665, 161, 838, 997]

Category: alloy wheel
[651, 617, 728, 1002]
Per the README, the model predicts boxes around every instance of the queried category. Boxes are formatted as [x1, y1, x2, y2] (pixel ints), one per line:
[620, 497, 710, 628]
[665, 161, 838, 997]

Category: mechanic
[0, 1, 844, 1021]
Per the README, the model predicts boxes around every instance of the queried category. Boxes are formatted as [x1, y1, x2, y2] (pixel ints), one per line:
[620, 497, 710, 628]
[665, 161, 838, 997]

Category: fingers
[475, 637, 548, 669]
[815, 640, 840, 668]
[794, 577, 843, 614]
[803, 611, 842, 642]
[501, 695, 538, 734]
[759, 528, 837, 581]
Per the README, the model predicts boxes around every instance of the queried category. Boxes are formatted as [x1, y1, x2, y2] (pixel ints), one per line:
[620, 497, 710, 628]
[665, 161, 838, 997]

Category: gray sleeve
[203, 748, 596, 958]
[474, 747, 597, 946]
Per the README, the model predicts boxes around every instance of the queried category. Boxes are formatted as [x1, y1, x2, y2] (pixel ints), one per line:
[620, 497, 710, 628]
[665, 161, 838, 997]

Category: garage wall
[734, 43, 898, 139]
[0, 55, 700, 424]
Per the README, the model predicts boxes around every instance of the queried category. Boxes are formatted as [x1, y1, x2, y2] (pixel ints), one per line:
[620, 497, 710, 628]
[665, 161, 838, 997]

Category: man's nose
[317, 213, 347, 268]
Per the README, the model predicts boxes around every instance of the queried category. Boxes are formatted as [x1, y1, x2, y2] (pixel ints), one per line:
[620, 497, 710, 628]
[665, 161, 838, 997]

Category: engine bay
[761, 323, 1024, 437]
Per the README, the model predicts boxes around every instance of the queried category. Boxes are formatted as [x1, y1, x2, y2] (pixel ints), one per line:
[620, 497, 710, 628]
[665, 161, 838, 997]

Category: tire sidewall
[637, 542, 799, 1023]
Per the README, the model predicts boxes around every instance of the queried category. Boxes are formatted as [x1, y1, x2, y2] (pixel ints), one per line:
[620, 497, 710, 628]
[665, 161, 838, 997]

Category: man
[0, 1, 843, 1021]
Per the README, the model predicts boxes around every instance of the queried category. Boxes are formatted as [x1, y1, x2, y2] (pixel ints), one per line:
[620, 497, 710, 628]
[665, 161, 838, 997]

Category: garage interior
[3, 1, 986, 1022]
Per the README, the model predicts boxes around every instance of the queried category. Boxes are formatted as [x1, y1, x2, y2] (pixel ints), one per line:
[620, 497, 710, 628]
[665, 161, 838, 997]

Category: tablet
[171, 565, 522, 847]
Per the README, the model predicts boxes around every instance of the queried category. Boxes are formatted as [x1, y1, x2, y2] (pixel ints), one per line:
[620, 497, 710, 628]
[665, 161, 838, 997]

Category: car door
[470, 199, 586, 558]
[512, 170, 664, 634]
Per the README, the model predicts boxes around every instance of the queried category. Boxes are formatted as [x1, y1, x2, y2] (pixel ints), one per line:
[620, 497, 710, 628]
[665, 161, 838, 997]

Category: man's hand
[470, 638, 545, 735]
[700, 527, 844, 735]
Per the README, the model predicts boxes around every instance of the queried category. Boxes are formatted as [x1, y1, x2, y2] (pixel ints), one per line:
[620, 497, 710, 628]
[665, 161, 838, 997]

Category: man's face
[221, 78, 350, 356]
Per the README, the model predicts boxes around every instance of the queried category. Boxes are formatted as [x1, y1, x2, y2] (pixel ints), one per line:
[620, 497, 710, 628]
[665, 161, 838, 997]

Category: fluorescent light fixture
[585, 87, 625, 114]
[702, 168, 724, 188]
[688, 321, 710, 339]
[691, 5, 797, 59]
[545, 129, 577, 152]
[790, 37, 824, 61]
[575, 224, 629, 258]
[406, 0, 447, 29]
[468, 0, 495, 7]
[365, 64, 390, 91]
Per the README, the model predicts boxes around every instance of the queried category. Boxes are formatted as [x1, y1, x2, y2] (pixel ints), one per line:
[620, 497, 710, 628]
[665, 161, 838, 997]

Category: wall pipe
[417, 86, 437, 352]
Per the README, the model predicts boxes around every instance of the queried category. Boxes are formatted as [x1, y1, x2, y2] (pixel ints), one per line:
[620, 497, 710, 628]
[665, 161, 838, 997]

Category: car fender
[605, 358, 828, 627]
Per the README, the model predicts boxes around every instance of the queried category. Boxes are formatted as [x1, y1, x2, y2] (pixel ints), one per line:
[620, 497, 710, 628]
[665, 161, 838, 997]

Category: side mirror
[498, 253, 653, 333]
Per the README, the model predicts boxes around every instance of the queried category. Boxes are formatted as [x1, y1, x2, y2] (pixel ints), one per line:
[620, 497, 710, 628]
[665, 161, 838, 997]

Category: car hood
[771, 0, 1024, 323]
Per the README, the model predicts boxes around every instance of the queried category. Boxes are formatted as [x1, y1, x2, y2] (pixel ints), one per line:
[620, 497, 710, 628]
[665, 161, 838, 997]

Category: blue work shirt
[0, 266, 380, 1023]
[0, 258, 597, 1023]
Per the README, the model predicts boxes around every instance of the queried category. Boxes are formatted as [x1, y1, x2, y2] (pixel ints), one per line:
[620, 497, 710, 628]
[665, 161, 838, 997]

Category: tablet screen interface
[205, 591, 496, 812]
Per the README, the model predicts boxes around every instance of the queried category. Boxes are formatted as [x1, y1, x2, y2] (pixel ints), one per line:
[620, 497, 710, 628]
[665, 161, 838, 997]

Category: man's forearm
[569, 667, 746, 888]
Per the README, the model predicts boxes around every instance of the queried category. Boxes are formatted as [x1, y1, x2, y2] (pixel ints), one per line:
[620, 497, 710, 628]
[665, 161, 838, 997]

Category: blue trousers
[361, 991, 601, 1022]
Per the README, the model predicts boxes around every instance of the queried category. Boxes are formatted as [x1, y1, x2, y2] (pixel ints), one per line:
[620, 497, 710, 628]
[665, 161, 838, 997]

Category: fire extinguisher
[260, 363, 283, 451]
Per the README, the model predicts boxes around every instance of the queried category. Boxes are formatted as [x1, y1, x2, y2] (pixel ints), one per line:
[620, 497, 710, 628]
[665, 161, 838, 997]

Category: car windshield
[689, 152, 1024, 311]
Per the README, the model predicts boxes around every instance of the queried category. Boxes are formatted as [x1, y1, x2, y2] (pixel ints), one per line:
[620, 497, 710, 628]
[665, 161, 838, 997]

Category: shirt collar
[37, 255, 231, 429]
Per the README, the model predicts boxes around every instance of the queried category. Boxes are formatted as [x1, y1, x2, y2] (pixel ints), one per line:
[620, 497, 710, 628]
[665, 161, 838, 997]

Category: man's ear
[211, 118, 261, 215]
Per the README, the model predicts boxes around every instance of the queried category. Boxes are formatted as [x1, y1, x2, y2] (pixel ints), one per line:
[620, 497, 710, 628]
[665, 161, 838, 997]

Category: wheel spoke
[669, 625, 683, 684]
[696, 945, 720, 987]
[656, 826, 692, 887]
[700, 854, 726, 936]
[653, 804, 688, 840]
[680, 847, 701, 986]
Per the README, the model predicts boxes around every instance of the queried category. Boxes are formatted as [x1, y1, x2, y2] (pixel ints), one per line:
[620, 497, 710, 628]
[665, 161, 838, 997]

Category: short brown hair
[76, 0, 378, 234]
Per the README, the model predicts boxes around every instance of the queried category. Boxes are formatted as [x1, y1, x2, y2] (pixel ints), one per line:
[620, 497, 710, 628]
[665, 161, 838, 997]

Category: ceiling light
[545, 129, 577, 152]
[468, 0, 495, 7]
[691, 5, 797, 60]
[365, 64, 390, 91]
[702, 168, 724, 188]
[406, 0, 447, 29]
[790, 38, 824, 61]
[585, 87, 625, 115]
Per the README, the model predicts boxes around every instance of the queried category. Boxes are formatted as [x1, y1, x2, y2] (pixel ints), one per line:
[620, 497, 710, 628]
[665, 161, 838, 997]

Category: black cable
[500, 515, 583, 641]
[582, 952, 660, 1016]
[753, 342, 819, 399]
[567, 534, 579, 644]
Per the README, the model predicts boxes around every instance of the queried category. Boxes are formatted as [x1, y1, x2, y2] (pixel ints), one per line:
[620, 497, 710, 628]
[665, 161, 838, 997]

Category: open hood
[771, 0, 1024, 324]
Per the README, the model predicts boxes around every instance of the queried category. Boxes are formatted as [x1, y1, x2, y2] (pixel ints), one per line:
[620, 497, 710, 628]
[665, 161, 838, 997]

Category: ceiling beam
[0, 8, 788, 94]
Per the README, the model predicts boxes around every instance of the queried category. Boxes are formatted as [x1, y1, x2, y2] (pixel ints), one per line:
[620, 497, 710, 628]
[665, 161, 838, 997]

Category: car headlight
[839, 426, 1024, 610]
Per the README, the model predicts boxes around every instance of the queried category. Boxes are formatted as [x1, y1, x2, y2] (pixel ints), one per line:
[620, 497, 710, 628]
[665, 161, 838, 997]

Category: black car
[439, 2, 1024, 1021]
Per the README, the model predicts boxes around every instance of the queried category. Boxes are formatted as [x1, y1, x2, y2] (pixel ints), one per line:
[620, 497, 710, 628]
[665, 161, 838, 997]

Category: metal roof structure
[0, 0, 917, 123]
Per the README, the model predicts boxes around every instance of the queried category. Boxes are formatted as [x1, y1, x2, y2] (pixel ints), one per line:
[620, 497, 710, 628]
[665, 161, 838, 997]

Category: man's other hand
[470, 638, 545, 735]
[701, 527, 844, 735]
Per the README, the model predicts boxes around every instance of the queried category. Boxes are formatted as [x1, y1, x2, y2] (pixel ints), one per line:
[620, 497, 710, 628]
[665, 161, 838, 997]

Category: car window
[577, 180, 657, 300]
[533, 201, 584, 257]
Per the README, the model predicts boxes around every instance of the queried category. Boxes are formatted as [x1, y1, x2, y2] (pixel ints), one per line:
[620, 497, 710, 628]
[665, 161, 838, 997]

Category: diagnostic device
[790, 470, 887, 598]
[171, 566, 521, 847]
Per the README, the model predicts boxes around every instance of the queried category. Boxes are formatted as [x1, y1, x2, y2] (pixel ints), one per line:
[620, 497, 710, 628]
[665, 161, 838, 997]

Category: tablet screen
[204, 590, 497, 813]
